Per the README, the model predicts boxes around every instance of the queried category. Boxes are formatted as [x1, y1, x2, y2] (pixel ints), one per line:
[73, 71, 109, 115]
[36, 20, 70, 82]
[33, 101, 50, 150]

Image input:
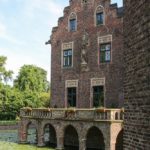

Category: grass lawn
[0, 141, 54, 150]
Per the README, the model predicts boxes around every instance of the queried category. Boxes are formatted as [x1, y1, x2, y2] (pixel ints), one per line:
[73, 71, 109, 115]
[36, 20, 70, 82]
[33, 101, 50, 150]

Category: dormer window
[95, 5, 104, 26]
[70, 19, 76, 31]
[96, 12, 104, 25]
[69, 13, 77, 32]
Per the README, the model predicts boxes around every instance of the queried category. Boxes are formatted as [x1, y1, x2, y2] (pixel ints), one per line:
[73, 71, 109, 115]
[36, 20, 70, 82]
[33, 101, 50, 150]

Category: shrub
[0, 112, 16, 120]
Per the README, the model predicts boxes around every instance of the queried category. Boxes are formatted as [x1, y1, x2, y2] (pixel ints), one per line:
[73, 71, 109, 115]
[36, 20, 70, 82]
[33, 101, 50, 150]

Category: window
[69, 13, 77, 32]
[69, 19, 76, 31]
[93, 86, 104, 107]
[100, 43, 111, 63]
[95, 5, 104, 26]
[96, 12, 104, 25]
[67, 87, 76, 107]
[63, 49, 72, 67]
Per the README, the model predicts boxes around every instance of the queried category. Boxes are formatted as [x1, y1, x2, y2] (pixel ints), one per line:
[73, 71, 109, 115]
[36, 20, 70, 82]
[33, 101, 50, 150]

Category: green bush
[0, 112, 16, 120]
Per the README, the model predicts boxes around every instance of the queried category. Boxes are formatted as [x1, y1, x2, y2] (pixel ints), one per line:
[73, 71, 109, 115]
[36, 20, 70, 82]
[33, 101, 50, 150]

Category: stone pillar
[79, 138, 86, 150]
[18, 121, 28, 144]
[56, 136, 64, 150]
[37, 122, 45, 147]
[111, 143, 116, 150]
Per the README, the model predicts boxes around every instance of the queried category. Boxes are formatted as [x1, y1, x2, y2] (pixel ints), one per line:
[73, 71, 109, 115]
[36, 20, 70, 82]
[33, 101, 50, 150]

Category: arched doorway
[27, 122, 37, 144]
[116, 130, 123, 150]
[43, 124, 57, 148]
[86, 126, 105, 150]
[64, 125, 79, 150]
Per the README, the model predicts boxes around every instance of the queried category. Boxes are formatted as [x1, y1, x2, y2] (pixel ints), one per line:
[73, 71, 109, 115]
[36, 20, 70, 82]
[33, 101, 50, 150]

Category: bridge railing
[20, 107, 124, 121]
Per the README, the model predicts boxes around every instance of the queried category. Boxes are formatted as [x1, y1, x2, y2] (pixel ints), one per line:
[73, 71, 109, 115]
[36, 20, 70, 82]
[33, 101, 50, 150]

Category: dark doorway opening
[67, 87, 76, 107]
[93, 86, 104, 107]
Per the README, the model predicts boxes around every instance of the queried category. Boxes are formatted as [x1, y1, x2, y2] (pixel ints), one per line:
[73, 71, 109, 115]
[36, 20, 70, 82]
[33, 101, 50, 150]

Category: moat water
[0, 130, 54, 150]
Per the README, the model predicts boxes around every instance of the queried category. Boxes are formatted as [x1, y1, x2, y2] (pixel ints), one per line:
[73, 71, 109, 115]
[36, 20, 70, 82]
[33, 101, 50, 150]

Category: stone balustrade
[20, 107, 124, 121]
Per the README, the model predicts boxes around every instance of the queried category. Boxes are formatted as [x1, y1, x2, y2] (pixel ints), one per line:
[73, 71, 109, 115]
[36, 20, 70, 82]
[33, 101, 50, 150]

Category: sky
[0, 0, 123, 82]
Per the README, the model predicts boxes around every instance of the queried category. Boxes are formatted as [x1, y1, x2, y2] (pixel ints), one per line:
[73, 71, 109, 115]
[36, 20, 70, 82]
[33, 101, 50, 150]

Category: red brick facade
[123, 0, 150, 149]
[50, 0, 124, 108]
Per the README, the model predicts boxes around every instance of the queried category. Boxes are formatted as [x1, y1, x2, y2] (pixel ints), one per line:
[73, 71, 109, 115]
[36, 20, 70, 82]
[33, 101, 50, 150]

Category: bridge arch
[26, 121, 38, 144]
[64, 124, 79, 150]
[43, 123, 57, 148]
[86, 126, 105, 150]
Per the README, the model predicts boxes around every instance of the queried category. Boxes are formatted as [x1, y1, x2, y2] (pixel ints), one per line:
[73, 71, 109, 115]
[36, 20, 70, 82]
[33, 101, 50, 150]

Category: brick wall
[50, 0, 124, 108]
[123, 0, 150, 149]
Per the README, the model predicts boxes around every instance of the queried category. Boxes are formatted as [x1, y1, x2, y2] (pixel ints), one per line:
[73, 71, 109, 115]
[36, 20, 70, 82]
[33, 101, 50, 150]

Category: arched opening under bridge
[26, 122, 37, 145]
[86, 126, 105, 150]
[64, 125, 79, 150]
[43, 124, 57, 148]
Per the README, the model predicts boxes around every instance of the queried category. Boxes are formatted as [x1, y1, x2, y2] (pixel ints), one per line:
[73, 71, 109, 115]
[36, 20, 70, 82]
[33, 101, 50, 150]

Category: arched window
[69, 13, 77, 32]
[95, 5, 104, 26]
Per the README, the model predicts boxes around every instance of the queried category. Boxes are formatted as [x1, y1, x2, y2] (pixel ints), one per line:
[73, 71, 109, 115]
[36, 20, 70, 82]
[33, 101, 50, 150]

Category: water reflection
[0, 130, 54, 150]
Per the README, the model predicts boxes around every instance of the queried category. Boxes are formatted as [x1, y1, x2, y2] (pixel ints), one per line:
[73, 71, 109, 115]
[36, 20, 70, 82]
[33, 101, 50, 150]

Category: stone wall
[0, 124, 18, 130]
[123, 0, 150, 149]
[19, 117, 123, 150]
[50, 0, 124, 108]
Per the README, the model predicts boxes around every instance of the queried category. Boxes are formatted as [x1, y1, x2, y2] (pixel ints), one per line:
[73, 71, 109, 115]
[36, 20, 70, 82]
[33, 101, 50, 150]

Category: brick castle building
[50, 0, 124, 109]
[18, 0, 150, 149]
[19, 1, 124, 150]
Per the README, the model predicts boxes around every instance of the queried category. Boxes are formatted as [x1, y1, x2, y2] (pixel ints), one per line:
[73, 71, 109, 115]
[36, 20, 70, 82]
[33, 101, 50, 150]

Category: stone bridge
[18, 108, 124, 150]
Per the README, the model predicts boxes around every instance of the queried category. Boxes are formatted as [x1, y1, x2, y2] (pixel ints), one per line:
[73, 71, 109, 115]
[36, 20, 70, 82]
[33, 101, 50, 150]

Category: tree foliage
[0, 56, 13, 85]
[0, 57, 50, 120]
[14, 65, 49, 92]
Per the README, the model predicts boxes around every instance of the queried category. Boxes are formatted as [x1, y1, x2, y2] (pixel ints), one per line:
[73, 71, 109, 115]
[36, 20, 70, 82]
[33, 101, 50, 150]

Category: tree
[14, 65, 50, 108]
[0, 56, 13, 85]
[0, 56, 13, 114]
[14, 65, 49, 92]
[0, 57, 51, 120]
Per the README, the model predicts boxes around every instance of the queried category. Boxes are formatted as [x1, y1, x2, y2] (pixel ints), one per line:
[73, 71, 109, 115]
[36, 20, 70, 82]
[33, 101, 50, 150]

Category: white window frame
[98, 35, 113, 64]
[61, 42, 74, 68]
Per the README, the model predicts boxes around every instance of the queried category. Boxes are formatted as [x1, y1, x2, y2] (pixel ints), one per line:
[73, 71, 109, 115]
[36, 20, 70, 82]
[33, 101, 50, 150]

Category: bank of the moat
[0, 130, 54, 150]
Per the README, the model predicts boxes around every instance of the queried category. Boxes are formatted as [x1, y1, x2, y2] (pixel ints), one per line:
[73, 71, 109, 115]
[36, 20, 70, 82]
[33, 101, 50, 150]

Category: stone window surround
[61, 42, 74, 68]
[90, 78, 106, 108]
[68, 12, 77, 32]
[94, 5, 105, 26]
[65, 80, 78, 108]
[98, 34, 112, 64]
